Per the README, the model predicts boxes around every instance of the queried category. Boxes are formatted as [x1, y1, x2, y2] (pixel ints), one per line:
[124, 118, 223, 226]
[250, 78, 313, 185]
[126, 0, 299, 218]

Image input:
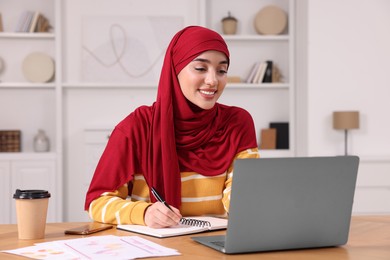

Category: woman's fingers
[144, 202, 182, 228]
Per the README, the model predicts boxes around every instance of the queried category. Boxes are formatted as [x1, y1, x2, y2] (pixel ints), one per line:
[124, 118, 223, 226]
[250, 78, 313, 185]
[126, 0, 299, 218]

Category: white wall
[306, 0, 390, 157]
[304, 0, 390, 215]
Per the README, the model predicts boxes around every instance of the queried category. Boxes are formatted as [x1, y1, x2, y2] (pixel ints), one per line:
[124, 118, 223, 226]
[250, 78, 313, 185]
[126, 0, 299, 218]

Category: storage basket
[0, 130, 21, 152]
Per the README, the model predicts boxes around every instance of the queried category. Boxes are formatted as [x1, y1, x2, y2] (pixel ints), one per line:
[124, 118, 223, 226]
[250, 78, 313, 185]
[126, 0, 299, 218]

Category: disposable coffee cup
[13, 189, 51, 239]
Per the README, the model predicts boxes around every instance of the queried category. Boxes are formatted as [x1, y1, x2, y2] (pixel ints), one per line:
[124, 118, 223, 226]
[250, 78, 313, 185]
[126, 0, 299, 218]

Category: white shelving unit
[0, 0, 62, 223]
[1, 0, 295, 222]
[199, 0, 295, 157]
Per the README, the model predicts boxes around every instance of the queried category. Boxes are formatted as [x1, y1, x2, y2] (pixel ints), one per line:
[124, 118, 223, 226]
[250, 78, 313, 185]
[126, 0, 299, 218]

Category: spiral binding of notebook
[180, 217, 211, 227]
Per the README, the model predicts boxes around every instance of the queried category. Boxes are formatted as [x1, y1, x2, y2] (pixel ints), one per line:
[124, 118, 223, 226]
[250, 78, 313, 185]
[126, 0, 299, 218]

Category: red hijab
[85, 26, 257, 209]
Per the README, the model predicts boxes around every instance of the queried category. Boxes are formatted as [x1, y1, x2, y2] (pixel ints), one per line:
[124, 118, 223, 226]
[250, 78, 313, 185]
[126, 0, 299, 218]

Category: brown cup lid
[13, 189, 51, 199]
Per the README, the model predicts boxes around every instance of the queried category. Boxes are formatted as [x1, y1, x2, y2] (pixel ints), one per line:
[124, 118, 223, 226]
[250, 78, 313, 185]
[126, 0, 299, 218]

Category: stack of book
[259, 122, 289, 150]
[15, 11, 51, 33]
[270, 122, 289, 149]
[245, 60, 282, 84]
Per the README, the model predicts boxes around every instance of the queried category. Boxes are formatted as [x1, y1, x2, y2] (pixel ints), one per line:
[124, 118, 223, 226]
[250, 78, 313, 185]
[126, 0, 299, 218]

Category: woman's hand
[144, 202, 182, 228]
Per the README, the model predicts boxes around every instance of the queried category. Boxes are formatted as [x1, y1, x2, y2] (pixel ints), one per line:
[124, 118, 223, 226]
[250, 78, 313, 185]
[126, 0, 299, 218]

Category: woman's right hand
[144, 202, 182, 228]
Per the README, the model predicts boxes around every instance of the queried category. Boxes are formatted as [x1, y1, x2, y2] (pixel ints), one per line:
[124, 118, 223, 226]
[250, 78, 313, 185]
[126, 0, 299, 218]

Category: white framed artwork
[81, 16, 183, 83]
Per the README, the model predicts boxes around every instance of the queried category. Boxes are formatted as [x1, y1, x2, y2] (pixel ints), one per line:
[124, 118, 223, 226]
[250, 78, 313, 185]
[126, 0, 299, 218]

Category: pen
[151, 187, 211, 227]
[151, 187, 174, 212]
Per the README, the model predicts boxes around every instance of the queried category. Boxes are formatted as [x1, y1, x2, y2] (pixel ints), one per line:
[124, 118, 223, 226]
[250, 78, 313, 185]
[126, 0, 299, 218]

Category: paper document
[2, 235, 180, 259]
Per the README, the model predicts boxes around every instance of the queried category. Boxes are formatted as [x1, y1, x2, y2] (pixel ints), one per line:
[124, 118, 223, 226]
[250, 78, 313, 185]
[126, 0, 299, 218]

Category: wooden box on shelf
[259, 128, 276, 150]
[0, 130, 21, 152]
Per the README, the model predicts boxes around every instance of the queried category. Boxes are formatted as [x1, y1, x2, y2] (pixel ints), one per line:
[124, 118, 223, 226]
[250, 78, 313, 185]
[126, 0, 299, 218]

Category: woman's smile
[199, 88, 217, 98]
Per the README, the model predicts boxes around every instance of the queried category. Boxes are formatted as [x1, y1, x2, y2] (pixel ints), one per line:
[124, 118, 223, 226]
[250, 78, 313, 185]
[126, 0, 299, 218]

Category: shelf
[0, 32, 55, 39]
[61, 83, 289, 90]
[62, 83, 158, 89]
[259, 149, 294, 158]
[0, 152, 57, 161]
[227, 83, 289, 89]
[0, 83, 56, 89]
[222, 35, 289, 41]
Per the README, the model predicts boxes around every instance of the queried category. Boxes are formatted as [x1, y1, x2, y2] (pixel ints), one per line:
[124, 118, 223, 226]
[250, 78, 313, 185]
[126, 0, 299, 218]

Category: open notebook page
[117, 216, 228, 238]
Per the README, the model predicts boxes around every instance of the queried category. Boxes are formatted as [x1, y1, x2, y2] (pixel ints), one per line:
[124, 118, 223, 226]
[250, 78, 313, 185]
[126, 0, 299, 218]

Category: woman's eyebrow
[193, 58, 228, 65]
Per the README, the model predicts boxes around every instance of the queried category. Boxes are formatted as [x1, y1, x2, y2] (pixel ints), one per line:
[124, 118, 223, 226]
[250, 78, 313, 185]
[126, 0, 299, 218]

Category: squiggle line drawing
[82, 24, 165, 78]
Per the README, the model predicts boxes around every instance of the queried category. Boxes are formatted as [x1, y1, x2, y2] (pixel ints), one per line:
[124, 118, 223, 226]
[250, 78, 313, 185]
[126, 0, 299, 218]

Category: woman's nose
[205, 71, 218, 86]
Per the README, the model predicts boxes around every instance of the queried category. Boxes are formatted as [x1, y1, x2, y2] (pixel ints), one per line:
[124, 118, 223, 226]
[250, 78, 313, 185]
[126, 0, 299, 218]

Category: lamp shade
[333, 111, 360, 130]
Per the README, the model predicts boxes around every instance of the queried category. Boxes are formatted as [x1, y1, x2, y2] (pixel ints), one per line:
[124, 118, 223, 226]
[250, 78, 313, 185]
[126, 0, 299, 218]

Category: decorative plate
[254, 5, 287, 35]
[22, 52, 54, 83]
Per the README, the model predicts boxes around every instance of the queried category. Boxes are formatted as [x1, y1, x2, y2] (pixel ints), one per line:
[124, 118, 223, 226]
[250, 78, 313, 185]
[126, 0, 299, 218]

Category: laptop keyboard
[211, 241, 225, 247]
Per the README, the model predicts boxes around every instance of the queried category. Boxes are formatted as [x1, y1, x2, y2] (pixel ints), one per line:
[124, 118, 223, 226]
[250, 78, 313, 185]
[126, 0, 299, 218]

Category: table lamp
[333, 111, 360, 155]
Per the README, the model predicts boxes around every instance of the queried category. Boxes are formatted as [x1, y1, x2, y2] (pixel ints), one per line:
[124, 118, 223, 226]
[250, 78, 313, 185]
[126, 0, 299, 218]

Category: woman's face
[178, 50, 228, 110]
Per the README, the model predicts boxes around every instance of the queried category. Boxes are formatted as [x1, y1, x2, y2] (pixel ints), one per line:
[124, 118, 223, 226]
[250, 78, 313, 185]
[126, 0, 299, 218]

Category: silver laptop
[192, 156, 359, 254]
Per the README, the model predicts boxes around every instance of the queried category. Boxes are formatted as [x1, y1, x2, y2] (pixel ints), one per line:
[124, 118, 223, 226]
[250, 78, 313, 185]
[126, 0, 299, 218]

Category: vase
[221, 12, 237, 35]
[34, 129, 50, 152]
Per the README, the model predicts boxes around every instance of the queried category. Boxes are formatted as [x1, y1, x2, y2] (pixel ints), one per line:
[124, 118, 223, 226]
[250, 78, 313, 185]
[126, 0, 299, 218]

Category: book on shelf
[245, 61, 269, 84]
[15, 11, 29, 32]
[36, 14, 51, 32]
[14, 11, 51, 33]
[272, 63, 282, 83]
[14, 11, 23, 32]
[23, 11, 34, 32]
[245, 60, 283, 84]
[227, 76, 241, 83]
[270, 122, 289, 149]
[262, 60, 273, 83]
[253, 61, 268, 83]
[117, 216, 228, 238]
[245, 61, 260, 83]
[0, 13, 3, 32]
[29, 11, 40, 33]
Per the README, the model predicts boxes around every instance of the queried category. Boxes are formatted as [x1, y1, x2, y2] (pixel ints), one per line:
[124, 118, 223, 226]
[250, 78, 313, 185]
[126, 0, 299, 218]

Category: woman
[85, 26, 259, 228]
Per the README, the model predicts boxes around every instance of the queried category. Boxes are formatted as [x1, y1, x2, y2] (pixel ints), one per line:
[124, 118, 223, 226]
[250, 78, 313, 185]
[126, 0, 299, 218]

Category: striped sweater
[88, 148, 259, 225]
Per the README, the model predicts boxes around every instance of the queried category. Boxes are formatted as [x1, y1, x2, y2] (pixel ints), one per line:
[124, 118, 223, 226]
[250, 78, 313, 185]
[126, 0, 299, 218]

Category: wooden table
[1, 215, 389, 259]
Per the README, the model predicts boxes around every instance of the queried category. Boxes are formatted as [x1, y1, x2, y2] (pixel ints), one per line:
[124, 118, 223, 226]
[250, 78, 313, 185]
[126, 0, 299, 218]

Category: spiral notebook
[117, 216, 227, 238]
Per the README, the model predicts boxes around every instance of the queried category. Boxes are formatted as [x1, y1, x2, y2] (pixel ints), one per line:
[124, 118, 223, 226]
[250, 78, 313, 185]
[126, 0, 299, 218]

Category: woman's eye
[195, 67, 206, 72]
[218, 69, 228, 74]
